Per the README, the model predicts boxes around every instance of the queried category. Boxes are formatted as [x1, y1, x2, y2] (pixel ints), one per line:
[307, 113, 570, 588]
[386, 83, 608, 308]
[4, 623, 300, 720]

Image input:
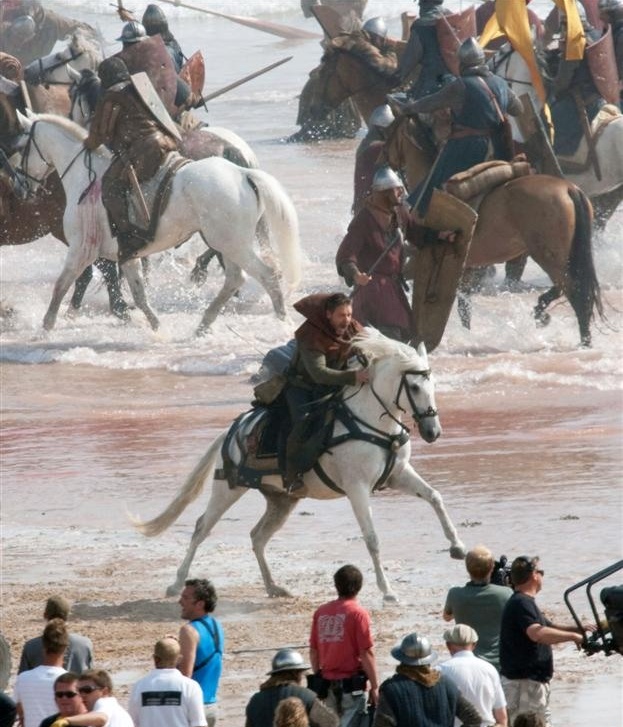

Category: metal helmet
[8, 15, 36, 44]
[116, 20, 147, 44]
[368, 104, 395, 129]
[267, 649, 310, 675]
[98, 56, 131, 89]
[142, 4, 169, 36]
[390, 633, 437, 666]
[372, 166, 403, 191]
[458, 37, 486, 69]
[362, 16, 388, 39]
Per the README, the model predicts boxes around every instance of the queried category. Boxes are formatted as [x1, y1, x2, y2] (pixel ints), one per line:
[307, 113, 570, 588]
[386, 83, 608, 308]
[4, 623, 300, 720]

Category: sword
[573, 90, 602, 181]
[127, 163, 150, 228]
[351, 227, 405, 298]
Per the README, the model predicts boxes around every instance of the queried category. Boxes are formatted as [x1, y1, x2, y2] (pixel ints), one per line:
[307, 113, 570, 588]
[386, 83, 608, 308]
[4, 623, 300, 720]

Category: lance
[200, 56, 293, 104]
[154, 0, 321, 41]
[229, 644, 308, 655]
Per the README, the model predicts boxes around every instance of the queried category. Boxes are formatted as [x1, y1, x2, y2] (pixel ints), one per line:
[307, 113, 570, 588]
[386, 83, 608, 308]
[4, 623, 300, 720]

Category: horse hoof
[383, 592, 399, 605]
[450, 545, 466, 560]
[165, 584, 180, 597]
[267, 585, 293, 598]
[535, 311, 550, 328]
[190, 269, 207, 286]
[195, 325, 210, 338]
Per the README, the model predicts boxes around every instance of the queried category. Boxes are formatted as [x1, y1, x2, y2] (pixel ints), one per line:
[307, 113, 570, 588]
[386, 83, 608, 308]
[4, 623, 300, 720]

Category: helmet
[98, 57, 131, 89]
[458, 37, 486, 69]
[368, 104, 395, 129]
[372, 166, 403, 191]
[116, 20, 146, 44]
[8, 15, 36, 45]
[362, 16, 388, 39]
[391, 633, 437, 666]
[142, 4, 168, 35]
[267, 649, 310, 675]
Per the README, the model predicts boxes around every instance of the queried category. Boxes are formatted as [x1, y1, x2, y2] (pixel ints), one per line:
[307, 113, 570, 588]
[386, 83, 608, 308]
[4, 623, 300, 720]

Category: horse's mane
[353, 329, 427, 368]
[69, 28, 103, 68]
[326, 33, 398, 76]
[34, 113, 88, 141]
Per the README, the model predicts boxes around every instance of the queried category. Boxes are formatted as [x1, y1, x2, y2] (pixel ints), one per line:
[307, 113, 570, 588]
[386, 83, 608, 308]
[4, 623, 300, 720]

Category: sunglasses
[55, 691, 79, 699]
[78, 685, 101, 695]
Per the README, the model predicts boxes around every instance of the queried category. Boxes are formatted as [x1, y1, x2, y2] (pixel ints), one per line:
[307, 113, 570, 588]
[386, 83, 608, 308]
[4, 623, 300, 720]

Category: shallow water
[1, 1, 622, 725]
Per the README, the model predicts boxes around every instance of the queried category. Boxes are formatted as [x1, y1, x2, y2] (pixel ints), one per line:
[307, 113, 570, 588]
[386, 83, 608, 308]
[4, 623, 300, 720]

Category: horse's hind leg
[237, 253, 286, 321]
[196, 260, 245, 336]
[533, 286, 562, 328]
[251, 491, 298, 598]
[166, 481, 247, 597]
[120, 258, 160, 330]
[44, 251, 96, 330]
[69, 265, 94, 312]
[389, 464, 466, 559]
[96, 258, 129, 320]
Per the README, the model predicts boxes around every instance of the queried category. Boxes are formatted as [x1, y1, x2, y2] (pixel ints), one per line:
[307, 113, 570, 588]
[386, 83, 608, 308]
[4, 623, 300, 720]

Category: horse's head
[15, 110, 55, 193]
[306, 48, 345, 122]
[354, 330, 441, 443]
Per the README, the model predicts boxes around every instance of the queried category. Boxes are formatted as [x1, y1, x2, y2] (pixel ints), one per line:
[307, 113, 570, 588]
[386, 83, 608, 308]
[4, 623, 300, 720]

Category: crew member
[83, 56, 180, 262]
[283, 293, 368, 491]
[398, 0, 455, 99]
[390, 37, 522, 215]
[546, 4, 607, 156]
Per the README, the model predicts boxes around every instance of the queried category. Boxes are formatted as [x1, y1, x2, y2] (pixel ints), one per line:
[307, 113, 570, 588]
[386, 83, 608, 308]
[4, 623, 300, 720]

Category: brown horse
[307, 33, 402, 125]
[382, 117, 604, 347]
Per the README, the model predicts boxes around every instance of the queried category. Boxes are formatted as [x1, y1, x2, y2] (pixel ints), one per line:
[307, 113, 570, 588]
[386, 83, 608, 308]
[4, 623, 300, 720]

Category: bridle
[488, 45, 533, 90]
[25, 46, 84, 87]
[393, 368, 438, 423]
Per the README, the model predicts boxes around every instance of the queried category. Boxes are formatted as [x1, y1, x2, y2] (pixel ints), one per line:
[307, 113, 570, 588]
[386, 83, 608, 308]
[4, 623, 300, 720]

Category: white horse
[133, 330, 467, 603]
[17, 111, 301, 333]
[488, 42, 623, 224]
[23, 28, 103, 86]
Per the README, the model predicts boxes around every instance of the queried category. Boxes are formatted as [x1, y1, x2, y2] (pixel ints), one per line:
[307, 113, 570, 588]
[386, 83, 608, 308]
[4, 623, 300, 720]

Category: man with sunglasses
[50, 670, 132, 727]
[499, 556, 585, 726]
[39, 673, 86, 727]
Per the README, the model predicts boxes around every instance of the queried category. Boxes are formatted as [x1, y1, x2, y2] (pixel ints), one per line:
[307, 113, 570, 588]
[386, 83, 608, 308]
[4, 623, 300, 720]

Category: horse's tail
[567, 185, 605, 337]
[131, 431, 226, 537]
[245, 168, 302, 289]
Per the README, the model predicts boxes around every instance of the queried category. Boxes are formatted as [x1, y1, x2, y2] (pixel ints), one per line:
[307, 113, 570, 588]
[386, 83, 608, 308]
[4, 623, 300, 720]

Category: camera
[491, 555, 512, 587]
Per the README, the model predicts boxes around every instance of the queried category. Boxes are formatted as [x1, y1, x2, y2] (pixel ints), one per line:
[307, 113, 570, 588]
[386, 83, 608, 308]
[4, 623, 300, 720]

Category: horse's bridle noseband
[394, 369, 438, 424]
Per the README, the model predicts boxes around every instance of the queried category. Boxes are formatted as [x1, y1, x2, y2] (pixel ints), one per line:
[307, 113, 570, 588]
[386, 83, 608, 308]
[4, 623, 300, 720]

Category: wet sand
[2, 363, 621, 725]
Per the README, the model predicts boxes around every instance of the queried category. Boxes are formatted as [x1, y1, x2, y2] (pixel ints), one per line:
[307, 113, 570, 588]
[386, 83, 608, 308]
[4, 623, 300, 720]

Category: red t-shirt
[309, 597, 374, 680]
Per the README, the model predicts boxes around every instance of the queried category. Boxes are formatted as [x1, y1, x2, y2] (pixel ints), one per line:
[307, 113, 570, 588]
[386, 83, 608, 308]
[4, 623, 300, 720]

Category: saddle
[444, 156, 533, 211]
[125, 151, 191, 244]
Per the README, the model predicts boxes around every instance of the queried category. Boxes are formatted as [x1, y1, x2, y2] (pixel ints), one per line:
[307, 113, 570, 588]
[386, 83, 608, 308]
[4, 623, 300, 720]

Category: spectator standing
[309, 564, 379, 727]
[129, 636, 205, 727]
[438, 624, 507, 726]
[178, 579, 224, 727]
[499, 556, 585, 726]
[53, 669, 133, 727]
[14, 619, 68, 727]
[19, 597, 93, 675]
[373, 632, 482, 727]
[39, 672, 87, 727]
[443, 545, 511, 670]
[245, 649, 338, 727]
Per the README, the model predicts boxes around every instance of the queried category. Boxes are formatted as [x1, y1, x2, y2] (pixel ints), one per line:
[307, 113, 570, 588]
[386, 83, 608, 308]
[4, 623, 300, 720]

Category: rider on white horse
[284, 293, 369, 493]
[83, 56, 180, 263]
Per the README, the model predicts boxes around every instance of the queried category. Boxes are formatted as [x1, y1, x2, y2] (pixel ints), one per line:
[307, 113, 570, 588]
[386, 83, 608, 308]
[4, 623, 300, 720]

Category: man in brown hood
[284, 292, 368, 491]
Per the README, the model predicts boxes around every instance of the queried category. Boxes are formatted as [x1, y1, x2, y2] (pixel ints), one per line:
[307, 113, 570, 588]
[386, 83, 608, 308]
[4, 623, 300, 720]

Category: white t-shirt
[93, 696, 134, 727]
[128, 668, 207, 727]
[13, 665, 66, 727]
[438, 650, 507, 727]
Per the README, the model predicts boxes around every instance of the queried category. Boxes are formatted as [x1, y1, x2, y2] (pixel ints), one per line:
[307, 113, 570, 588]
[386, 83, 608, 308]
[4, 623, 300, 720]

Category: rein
[488, 46, 533, 89]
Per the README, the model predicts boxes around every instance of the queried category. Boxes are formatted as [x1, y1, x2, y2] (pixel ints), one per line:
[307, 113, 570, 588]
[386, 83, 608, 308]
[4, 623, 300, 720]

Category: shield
[180, 50, 205, 96]
[116, 35, 178, 115]
[437, 6, 477, 77]
[311, 5, 346, 39]
[409, 189, 477, 352]
[585, 27, 620, 105]
[516, 92, 564, 177]
[131, 72, 181, 141]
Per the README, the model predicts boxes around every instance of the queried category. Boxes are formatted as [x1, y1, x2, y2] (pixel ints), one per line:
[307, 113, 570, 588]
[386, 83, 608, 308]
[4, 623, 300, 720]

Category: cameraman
[443, 545, 511, 671]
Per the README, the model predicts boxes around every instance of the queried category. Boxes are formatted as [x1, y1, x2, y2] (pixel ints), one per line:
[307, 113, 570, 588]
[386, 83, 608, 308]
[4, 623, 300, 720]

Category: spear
[200, 56, 292, 104]
[155, 0, 321, 41]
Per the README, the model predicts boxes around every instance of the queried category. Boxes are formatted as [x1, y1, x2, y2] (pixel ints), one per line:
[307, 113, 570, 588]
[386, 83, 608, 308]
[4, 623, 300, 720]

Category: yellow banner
[553, 0, 586, 60]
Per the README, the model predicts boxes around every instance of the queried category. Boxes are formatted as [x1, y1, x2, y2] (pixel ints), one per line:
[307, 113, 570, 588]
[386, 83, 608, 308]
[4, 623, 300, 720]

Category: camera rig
[564, 559, 623, 657]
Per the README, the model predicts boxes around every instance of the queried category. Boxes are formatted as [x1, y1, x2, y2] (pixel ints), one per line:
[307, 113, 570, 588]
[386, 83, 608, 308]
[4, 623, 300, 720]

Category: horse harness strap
[313, 399, 411, 494]
[192, 615, 222, 674]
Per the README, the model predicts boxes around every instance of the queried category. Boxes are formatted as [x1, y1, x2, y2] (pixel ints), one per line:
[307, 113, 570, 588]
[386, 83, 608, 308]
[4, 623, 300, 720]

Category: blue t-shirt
[191, 615, 224, 704]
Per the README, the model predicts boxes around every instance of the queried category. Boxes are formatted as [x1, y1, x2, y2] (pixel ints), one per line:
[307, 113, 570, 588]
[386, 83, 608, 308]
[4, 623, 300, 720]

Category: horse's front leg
[251, 490, 299, 598]
[43, 248, 96, 330]
[120, 258, 160, 330]
[389, 463, 466, 560]
[346, 486, 396, 603]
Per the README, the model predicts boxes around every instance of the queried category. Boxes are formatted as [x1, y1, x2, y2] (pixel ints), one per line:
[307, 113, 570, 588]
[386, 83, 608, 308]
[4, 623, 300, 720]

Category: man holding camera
[443, 545, 511, 671]
[309, 564, 379, 727]
[499, 556, 585, 726]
